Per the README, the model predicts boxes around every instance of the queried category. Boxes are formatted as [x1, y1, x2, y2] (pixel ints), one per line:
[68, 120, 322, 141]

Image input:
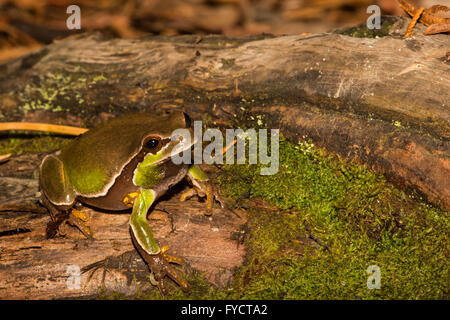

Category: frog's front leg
[129, 188, 189, 294]
[180, 165, 226, 215]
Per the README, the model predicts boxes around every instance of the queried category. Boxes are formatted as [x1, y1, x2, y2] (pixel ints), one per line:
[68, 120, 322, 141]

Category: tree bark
[0, 16, 449, 298]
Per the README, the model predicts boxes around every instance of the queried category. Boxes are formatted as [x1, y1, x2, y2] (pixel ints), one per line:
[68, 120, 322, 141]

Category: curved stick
[0, 122, 88, 136]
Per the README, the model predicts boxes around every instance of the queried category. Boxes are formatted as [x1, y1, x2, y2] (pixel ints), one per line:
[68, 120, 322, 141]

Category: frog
[38, 110, 223, 293]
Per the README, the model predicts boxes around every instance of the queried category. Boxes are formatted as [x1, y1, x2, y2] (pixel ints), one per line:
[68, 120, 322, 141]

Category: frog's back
[59, 112, 186, 197]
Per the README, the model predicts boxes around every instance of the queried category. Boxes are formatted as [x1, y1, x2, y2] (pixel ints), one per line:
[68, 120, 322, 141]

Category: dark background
[0, 0, 426, 63]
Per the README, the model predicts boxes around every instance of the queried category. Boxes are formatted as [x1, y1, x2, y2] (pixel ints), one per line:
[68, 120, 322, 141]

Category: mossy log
[0, 16, 449, 298]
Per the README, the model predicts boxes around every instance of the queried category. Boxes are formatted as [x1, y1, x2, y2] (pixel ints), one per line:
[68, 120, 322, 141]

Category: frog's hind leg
[41, 193, 93, 239]
[40, 154, 92, 239]
[41, 192, 70, 238]
[180, 165, 226, 215]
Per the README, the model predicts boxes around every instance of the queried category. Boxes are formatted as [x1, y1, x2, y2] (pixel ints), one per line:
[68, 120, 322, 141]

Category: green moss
[335, 17, 393, 38]
[215, 138, 448, 299]
[0, 133, 71, 155]
[17, 71, 108, 114]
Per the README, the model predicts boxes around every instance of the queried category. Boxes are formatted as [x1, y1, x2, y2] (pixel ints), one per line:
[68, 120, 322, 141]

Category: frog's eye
[145, 138, 160, 149]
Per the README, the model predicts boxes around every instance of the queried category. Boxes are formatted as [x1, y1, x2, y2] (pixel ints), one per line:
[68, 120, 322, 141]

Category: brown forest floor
[0, 0, 417, 63]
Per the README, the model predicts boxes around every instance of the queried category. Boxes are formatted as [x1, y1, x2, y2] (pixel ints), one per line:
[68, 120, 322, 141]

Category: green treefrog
[39, 111, 222, 293]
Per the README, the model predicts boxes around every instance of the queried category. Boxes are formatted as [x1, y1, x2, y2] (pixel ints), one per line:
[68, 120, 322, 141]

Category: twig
[303, 221, 331, 253]
[397, 0, 450, 38]
[0, 122, 88, 136]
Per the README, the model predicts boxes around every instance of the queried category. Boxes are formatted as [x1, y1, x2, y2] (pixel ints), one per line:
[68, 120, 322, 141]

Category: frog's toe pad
[46, 209, 93, 239]
[179, 187, 198, 202]
[161, 245, 184, 265]
[67, 209, 94, 239]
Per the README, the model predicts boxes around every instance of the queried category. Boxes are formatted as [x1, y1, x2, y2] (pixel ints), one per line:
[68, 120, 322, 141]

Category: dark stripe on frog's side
[78, 151, 189, 211]
[78, 150, 141, 211]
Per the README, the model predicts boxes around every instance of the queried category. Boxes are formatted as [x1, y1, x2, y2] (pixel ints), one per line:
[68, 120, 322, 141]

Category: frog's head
[50, 110, 195, 200]
[137, 111, 195, 168]
[131, 111, 196, 190]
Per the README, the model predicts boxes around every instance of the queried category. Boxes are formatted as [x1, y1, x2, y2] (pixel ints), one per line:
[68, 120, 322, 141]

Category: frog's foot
[46, 210, 69, 238]
[139, 246, 190, 295]
[46, 208, 93, 239]
[160, 245, 184, 264]
[180, 181, 226, 215]
[67, 209, 93, 238]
